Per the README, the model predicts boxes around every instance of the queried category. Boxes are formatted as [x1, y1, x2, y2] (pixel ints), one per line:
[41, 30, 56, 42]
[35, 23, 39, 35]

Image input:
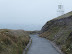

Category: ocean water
[0, 24, 42, 31]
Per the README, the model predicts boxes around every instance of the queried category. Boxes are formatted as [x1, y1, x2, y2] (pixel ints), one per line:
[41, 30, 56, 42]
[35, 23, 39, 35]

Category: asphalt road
[27, 34, 60, 54]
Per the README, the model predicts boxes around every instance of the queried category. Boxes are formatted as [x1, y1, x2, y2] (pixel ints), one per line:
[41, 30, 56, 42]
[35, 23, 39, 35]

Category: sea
[0, 24, 42, 31]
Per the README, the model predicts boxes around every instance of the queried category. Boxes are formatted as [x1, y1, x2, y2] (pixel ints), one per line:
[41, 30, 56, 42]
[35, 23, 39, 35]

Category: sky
[0, 0, 72, 30]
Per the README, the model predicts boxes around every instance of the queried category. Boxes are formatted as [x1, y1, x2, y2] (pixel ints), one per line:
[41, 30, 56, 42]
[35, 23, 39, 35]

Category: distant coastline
[0, 24, 42, 31]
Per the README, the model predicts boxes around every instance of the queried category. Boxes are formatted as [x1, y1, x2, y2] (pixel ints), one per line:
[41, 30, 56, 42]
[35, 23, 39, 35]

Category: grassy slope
[26, 31, 40, 34]
[0, 29, 30, 54]
[54, 11, 72, 20]
[40, 11, 72, 54]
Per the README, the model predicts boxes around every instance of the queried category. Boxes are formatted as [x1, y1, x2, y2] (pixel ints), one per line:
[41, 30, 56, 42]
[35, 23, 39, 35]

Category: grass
[26, 31, 40, 34]
[0, 29, 30, 54]
[53, 11, 72, 20]
[40, 11, 72, 54]
[40, 26, 72, 54]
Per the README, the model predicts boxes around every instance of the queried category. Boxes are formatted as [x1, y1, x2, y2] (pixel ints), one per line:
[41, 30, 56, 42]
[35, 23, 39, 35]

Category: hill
[0, 29, 30, 54]
[40, 11, 72, 54]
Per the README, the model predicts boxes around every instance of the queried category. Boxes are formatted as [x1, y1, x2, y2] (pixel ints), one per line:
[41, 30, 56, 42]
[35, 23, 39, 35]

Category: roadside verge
[48, 40, 64, 54]
[23, 38, 32, 54]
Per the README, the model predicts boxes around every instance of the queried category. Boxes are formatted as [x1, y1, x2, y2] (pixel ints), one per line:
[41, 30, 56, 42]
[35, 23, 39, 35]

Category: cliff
[40, 11, 72, 54]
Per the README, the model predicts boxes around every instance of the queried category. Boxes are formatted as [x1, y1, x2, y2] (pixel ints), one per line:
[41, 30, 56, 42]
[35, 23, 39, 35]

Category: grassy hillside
[40, 11, 72, 54]
[54, 11, 72, 20]
[0, 29, 30, 54]
[26, 31, 40, 34]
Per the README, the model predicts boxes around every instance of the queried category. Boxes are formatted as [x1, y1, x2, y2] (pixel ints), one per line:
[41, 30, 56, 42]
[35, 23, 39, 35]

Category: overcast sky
[0, 0, 72, 29]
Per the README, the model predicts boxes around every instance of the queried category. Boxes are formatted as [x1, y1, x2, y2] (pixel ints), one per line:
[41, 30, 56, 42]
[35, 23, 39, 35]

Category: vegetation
[26, 31, 40, 34]
[54, 11, 72, 20]
[40, 11, 72, 54]
[0, 29, 30, 54]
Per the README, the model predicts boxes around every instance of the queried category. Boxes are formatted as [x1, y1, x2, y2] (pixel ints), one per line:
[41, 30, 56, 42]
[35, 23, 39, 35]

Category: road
[27, 34, 60, 54]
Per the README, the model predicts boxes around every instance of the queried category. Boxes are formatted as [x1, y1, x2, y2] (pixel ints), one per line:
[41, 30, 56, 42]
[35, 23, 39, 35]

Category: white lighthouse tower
[57, 4, 64, 16]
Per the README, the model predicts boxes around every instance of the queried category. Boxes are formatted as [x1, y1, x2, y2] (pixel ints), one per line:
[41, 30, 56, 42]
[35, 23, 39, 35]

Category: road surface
[27, 34, 60, 54]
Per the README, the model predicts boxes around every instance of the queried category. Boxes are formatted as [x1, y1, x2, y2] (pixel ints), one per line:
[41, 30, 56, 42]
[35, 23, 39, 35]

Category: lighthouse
[57, 4, 64, 16]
